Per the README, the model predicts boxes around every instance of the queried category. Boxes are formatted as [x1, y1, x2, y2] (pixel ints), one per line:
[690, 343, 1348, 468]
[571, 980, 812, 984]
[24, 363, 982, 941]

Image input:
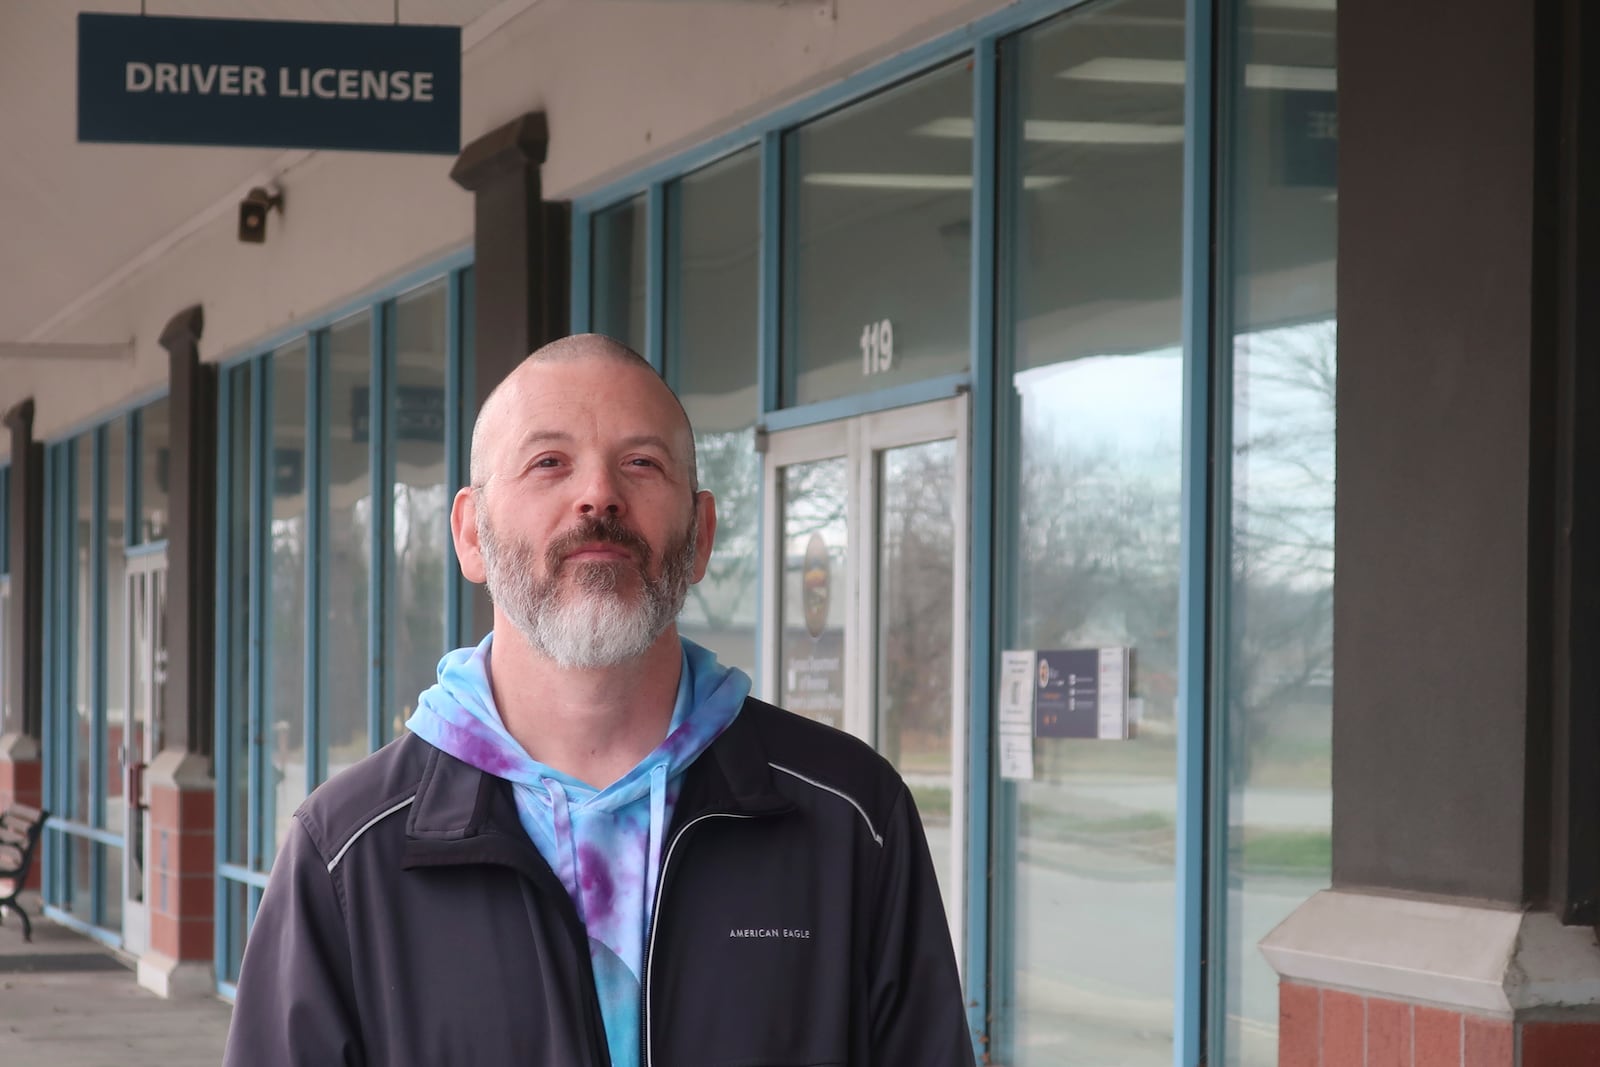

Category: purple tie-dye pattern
[406, 634, 749, 1067]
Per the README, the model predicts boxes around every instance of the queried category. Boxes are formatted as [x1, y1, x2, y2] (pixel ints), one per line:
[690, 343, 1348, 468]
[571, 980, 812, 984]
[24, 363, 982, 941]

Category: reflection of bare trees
[687, 430, 762, 632]
[878, 442, 956, 771]
[1227, 321, 1335, 784]
[1012, 321, 1335, 787]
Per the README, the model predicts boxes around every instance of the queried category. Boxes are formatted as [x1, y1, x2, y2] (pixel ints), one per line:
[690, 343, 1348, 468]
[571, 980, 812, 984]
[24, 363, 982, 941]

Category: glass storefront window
[781, 59, 974, 407]
[101, 418, 127, 837]
[993, 1, 1187, 1063]
[268, 344, 310, 857]
[73, 435, 92, 827]
[1220, 2, 1337, 1063]
[666, 148, 761, 676]
[778, 457, 849, 729]
[593, 194, 648, 354]
[139, 397, 170, 543]
[390, 281, 450, 736]
[324, 313, 373, 779]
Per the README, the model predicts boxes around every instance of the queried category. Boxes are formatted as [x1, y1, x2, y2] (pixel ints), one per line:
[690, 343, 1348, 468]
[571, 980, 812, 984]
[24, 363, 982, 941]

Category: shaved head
[469, 333, 698, 491]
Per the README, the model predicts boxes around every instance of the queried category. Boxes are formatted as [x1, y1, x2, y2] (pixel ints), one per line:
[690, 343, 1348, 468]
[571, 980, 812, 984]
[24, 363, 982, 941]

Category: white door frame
[759, 395, 969, 972]
[121, 550, 167, 957]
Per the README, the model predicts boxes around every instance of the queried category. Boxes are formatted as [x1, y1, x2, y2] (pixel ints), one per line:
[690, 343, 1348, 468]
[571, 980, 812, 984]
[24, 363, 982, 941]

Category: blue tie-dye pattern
[406, 635, 750, 1067]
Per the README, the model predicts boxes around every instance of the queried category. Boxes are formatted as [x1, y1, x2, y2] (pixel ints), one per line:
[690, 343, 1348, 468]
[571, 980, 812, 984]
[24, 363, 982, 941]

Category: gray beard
[477, 510, 696, 670]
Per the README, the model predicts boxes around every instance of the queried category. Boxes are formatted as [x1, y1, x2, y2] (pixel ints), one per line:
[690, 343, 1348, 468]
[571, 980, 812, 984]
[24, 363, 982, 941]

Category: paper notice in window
[998, 650, 1036, 780]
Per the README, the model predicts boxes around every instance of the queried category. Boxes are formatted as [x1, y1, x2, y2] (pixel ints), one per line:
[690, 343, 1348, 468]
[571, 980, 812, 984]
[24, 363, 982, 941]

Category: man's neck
[486, 623, 683, 790]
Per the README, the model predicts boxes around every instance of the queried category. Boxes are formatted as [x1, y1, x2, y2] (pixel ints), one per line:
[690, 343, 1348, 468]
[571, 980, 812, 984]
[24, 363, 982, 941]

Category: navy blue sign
[1034, 649, 1101, 739]
[78, 13, 460, 154]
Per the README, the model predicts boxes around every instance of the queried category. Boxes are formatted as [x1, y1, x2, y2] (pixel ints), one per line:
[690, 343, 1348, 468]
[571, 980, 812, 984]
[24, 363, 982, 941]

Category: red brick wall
[147, 782, 213, 961]
[1280, 982, 1600, 1066]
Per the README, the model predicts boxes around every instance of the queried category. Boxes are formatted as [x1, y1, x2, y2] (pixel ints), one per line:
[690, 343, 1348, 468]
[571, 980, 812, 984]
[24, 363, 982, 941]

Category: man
[224, 334, 973, 1066]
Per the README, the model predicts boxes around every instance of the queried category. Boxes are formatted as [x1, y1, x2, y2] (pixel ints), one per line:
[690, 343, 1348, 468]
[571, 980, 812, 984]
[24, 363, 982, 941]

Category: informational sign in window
[998, 647, 1134, 780]
[77, 13, 461, 154]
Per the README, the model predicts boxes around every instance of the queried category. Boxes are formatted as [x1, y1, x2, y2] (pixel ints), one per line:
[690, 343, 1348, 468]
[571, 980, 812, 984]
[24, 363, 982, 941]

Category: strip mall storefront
[2, 1, 1596, 1064]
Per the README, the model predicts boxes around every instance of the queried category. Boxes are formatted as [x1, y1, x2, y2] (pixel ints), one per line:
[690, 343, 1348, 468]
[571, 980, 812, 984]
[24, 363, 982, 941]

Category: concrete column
[1, 398, 43, 890]
[450, 111, 570, 639]
[139, 305, 216, 998]
[1264, 0, 1600, 1061]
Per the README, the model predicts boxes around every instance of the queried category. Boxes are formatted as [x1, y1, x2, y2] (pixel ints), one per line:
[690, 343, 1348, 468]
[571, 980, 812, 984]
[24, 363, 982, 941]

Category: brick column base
[136, 748, 215, 998]
[1265, 891, 1600, 1067]
[0, 732, 43, 892]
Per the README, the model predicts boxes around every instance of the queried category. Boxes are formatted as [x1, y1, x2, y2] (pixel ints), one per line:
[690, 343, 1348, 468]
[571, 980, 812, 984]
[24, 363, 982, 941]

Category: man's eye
[629, 458, 660, 469]
[533, 456, 562, 468]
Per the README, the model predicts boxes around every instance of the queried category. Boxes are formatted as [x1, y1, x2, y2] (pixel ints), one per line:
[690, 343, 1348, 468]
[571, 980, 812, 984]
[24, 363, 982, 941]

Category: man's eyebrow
[510, 430, 678, 456]
[511, 430, 574, 453]
[618, 433, 677, 455]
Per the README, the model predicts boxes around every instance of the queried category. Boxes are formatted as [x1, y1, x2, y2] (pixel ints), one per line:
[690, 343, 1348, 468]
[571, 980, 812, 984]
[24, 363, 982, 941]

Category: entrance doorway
[760, 396, 969, 960]
[120, 551, 166, 956]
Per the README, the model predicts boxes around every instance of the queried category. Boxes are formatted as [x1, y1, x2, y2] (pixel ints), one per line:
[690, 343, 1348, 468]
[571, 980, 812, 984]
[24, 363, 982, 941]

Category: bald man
[224, 335, 974, 1067]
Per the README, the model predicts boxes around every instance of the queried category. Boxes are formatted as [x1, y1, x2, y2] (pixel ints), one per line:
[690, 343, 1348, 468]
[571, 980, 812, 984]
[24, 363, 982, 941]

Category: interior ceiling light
[803, 173, 1067, 191]
[1060, 57, 1336, 92]
[915, 117, 1183, 144]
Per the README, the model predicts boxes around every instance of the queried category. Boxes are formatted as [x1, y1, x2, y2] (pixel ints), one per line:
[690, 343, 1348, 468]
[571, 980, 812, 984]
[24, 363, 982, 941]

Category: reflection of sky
[1016, 323, 1335, 588]
[1015, 349, 1183, 475]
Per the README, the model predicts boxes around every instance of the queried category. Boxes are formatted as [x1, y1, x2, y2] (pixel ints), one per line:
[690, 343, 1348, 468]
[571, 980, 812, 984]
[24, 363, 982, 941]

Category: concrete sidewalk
[0, 893, 231, 1067]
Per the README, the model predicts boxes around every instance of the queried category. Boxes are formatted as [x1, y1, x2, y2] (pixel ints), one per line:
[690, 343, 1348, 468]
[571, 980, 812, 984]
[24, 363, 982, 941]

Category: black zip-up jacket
[223, 697, 975, 1067]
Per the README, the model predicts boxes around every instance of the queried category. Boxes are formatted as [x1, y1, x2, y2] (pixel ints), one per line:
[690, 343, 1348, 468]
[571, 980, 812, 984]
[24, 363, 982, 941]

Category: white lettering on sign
[124, 61, 435, 102]
[125, 62, 271, 96]
[859, 319, 894, 376]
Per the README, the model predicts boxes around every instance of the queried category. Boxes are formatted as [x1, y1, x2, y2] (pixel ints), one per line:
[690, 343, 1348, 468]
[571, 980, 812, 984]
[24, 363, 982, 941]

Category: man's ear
[452, 486, 487, 584]
[691, 489, 717, 584]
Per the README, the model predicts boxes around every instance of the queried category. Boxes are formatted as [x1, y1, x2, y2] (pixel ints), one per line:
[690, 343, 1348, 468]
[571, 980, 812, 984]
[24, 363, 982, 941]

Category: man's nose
[575, 464, 625, 517]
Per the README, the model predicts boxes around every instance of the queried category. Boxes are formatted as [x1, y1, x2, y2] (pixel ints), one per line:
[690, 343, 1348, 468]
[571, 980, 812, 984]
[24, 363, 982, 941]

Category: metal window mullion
[447, 267, 475, 649]
[778, 133, 802, 410]
[754, 129, 784, 687]
[963, 32, 999, 1055]
[572, 209, 593, 334]
[126, 411, 141, 549]
[90, 427, 108, 927]
[40, 447, 56, 903]
[1178, 0, 1225, 1062]
[662, 182, 685, 392]
[64, 442, 82, 904]
[986, 31, 1026, 1063]
[246, 359, 269, 874]
[646, 183, 667, 372]
[213, 368, 237, 988]
[305, 333, 326, 793]
[368, 306, 393, 750]
[757, 131, 782, 420]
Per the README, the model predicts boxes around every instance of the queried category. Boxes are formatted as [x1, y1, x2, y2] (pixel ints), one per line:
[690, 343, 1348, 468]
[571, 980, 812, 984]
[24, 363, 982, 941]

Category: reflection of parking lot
[990, 777, 1329, 1066]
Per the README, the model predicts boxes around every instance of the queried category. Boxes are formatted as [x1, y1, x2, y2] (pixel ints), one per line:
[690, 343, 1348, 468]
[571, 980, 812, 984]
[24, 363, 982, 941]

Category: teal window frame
[212, 253, 474, 998]
[567, 0, 1332, 1063]
[37, 393, 168, 948]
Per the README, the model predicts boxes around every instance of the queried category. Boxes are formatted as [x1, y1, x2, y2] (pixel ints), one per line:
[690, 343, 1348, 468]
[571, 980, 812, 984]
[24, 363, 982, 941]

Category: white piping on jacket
[767, 763, 884, 847]
[326, 795, 417, 873]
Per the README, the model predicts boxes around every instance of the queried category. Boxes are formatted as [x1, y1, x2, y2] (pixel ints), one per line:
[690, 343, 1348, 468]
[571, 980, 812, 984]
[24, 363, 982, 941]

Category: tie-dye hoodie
[405, 634, 750, 1067]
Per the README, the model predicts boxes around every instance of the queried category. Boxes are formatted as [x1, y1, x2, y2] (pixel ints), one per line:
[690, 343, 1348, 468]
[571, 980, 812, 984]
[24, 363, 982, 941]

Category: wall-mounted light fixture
[238, 186, 284, 243]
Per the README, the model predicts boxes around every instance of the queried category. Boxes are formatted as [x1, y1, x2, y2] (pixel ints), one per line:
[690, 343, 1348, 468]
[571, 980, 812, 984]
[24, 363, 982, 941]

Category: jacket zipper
[641, 811, 756, 1067]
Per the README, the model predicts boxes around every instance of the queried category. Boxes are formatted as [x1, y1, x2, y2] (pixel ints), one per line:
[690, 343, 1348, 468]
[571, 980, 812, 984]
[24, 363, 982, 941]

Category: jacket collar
[398, 696, 794, 868]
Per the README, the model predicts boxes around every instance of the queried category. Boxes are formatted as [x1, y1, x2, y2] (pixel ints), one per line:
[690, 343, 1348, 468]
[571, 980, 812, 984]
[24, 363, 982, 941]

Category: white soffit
[0, 0, 514, 348]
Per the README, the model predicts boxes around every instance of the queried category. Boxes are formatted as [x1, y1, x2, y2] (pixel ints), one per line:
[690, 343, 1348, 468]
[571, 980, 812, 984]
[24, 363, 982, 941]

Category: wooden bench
[0, 802, 48, 942]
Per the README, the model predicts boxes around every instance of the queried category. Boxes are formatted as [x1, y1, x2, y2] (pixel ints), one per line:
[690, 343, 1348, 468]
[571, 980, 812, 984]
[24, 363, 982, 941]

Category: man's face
[457, 356, 714, 668]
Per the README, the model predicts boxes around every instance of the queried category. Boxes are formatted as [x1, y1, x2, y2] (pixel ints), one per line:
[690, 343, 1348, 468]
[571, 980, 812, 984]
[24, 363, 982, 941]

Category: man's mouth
[563, 542, 637, 563]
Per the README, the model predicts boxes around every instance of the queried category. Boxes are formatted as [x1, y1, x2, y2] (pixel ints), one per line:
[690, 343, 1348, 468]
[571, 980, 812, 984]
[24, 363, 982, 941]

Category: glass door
[121, 551, 166, 956]
[761, 396, 969, 963]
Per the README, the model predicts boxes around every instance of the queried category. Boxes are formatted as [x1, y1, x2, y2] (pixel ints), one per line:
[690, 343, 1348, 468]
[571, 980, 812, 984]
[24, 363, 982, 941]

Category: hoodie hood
[406, 634, 750, 1067]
